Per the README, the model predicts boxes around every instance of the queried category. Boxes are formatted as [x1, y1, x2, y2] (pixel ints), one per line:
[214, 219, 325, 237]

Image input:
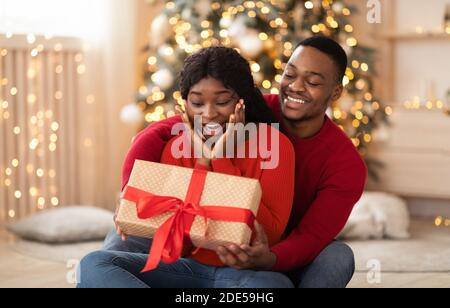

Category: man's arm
[121, 115, 182, 190]
[271, 155, 367, 272]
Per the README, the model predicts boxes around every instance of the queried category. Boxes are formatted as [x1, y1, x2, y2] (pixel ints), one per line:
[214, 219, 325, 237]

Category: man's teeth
[285, 96, 306, 104]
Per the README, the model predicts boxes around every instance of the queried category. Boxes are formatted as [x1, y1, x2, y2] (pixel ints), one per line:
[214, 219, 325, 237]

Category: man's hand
[216, 222, 277, 270]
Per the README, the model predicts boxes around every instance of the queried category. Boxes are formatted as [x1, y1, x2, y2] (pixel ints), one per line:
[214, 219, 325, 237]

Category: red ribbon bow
[123, 169, 255, 272]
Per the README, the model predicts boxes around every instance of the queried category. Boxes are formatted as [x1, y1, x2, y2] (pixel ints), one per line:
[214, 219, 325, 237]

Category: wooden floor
[1, 228, 449, 288]
[1, 252, 449, 288]
[349, 272, 450, 288]
[0, 228, 73, 288]
[1, 247, 449, 288]
[0, 248, 74, 288]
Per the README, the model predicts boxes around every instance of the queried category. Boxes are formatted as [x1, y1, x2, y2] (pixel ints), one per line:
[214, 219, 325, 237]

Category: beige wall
[345, 0, 386, 101]
[356, 0, 450, 210]
[392, 0, 450, 103]
[98, 0, 163, 210]
[135, 0, 163, 87]
[347, 0, 450, 103]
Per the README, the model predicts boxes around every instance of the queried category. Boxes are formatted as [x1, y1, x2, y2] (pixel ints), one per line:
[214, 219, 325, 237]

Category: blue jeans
[77, 230, 354, 288]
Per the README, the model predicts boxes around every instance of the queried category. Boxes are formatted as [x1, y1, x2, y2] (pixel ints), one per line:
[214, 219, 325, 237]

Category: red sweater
[121, 94, 367, 272]
[160, 125, 295, 266]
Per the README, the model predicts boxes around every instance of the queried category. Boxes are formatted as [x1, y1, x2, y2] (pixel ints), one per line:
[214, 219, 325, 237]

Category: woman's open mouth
[202, 122, 226, 136]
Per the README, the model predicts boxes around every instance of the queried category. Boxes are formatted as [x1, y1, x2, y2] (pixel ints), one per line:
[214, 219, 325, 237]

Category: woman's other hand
[211, 99, 245, 159]
[114, 193, 128, 241]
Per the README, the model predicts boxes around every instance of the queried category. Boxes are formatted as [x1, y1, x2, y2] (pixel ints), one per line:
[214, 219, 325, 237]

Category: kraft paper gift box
[116, 160, 261, 271]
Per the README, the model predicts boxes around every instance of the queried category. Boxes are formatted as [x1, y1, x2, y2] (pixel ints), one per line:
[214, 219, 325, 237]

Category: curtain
[0, 0, 138, 221]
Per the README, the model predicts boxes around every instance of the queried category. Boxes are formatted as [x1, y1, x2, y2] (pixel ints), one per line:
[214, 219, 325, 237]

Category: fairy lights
[136, 0, 388, 164]
[435, 216, 450, 227]
[1, 32, 92, 220]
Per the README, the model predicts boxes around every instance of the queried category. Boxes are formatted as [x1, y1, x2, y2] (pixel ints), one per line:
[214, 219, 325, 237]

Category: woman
[78, 47, 295, 288]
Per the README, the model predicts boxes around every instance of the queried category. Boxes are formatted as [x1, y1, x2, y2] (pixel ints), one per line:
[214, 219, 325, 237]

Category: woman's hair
[179, 46, 277, 125]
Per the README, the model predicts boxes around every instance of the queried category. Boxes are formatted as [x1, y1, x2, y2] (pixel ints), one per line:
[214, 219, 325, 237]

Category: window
[0, 0, 108, 40]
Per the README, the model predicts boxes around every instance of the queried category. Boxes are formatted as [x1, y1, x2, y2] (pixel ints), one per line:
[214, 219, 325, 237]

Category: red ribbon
[123, 169, 255, 272]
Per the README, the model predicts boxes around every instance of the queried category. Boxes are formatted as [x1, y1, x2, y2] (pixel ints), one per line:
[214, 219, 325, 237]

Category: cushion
[6, 206, 114, 244]
[339, 192, 410, 240]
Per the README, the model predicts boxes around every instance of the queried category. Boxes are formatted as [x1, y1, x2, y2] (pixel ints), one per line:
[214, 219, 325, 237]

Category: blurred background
[0, 0, 449, 288]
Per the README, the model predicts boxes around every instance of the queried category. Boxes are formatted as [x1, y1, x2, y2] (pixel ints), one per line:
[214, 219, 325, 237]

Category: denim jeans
[77, 229, 354, 288]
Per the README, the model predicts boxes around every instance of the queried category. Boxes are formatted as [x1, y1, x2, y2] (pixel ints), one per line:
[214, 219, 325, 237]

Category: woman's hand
[177, 104, 213, 166]
[211, 99, 245, 159]
[114, 194, 128, 241]
[176, 99, 245, 165]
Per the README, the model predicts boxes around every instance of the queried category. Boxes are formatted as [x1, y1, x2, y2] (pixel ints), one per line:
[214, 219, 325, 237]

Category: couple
[78, 36, 367, 288]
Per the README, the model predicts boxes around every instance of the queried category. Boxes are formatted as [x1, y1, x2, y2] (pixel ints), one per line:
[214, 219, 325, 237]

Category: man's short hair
[295, 36, 348, 83]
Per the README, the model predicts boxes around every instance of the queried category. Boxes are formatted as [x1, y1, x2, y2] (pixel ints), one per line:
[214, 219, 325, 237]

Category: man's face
[279, 46, 343, 123]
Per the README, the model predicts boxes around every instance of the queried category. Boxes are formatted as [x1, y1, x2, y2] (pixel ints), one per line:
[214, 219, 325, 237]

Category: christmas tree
[135, 0, 389, 178]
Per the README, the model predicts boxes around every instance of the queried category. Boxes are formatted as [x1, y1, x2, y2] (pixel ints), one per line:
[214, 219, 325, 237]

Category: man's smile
[282, 92, 312, 110]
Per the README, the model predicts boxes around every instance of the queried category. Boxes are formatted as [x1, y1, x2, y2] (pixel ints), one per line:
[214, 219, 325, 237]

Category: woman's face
[186, 77, 239, 138]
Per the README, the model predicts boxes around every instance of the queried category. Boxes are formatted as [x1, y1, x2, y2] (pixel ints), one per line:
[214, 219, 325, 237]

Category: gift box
[116, 160, 261, 271]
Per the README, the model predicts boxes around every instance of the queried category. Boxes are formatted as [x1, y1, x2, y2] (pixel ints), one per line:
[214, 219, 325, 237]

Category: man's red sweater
[121, 94, 367, 272]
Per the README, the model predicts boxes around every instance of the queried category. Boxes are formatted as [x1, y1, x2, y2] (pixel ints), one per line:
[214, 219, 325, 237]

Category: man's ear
[331, 84, 344, 102]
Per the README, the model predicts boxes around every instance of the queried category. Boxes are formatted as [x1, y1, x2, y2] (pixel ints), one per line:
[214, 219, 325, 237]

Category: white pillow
[339, 192, 410, 240]
[7, 206, 114, 243]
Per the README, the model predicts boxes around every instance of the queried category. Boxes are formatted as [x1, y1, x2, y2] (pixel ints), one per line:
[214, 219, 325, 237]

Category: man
[109, 36, 367, 288]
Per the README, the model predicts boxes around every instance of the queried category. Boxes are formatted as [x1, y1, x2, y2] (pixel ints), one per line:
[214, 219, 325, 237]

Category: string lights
[435, 216, 450, 227]
[0, 33, 93, 220]
[141, 0, 390, 159]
